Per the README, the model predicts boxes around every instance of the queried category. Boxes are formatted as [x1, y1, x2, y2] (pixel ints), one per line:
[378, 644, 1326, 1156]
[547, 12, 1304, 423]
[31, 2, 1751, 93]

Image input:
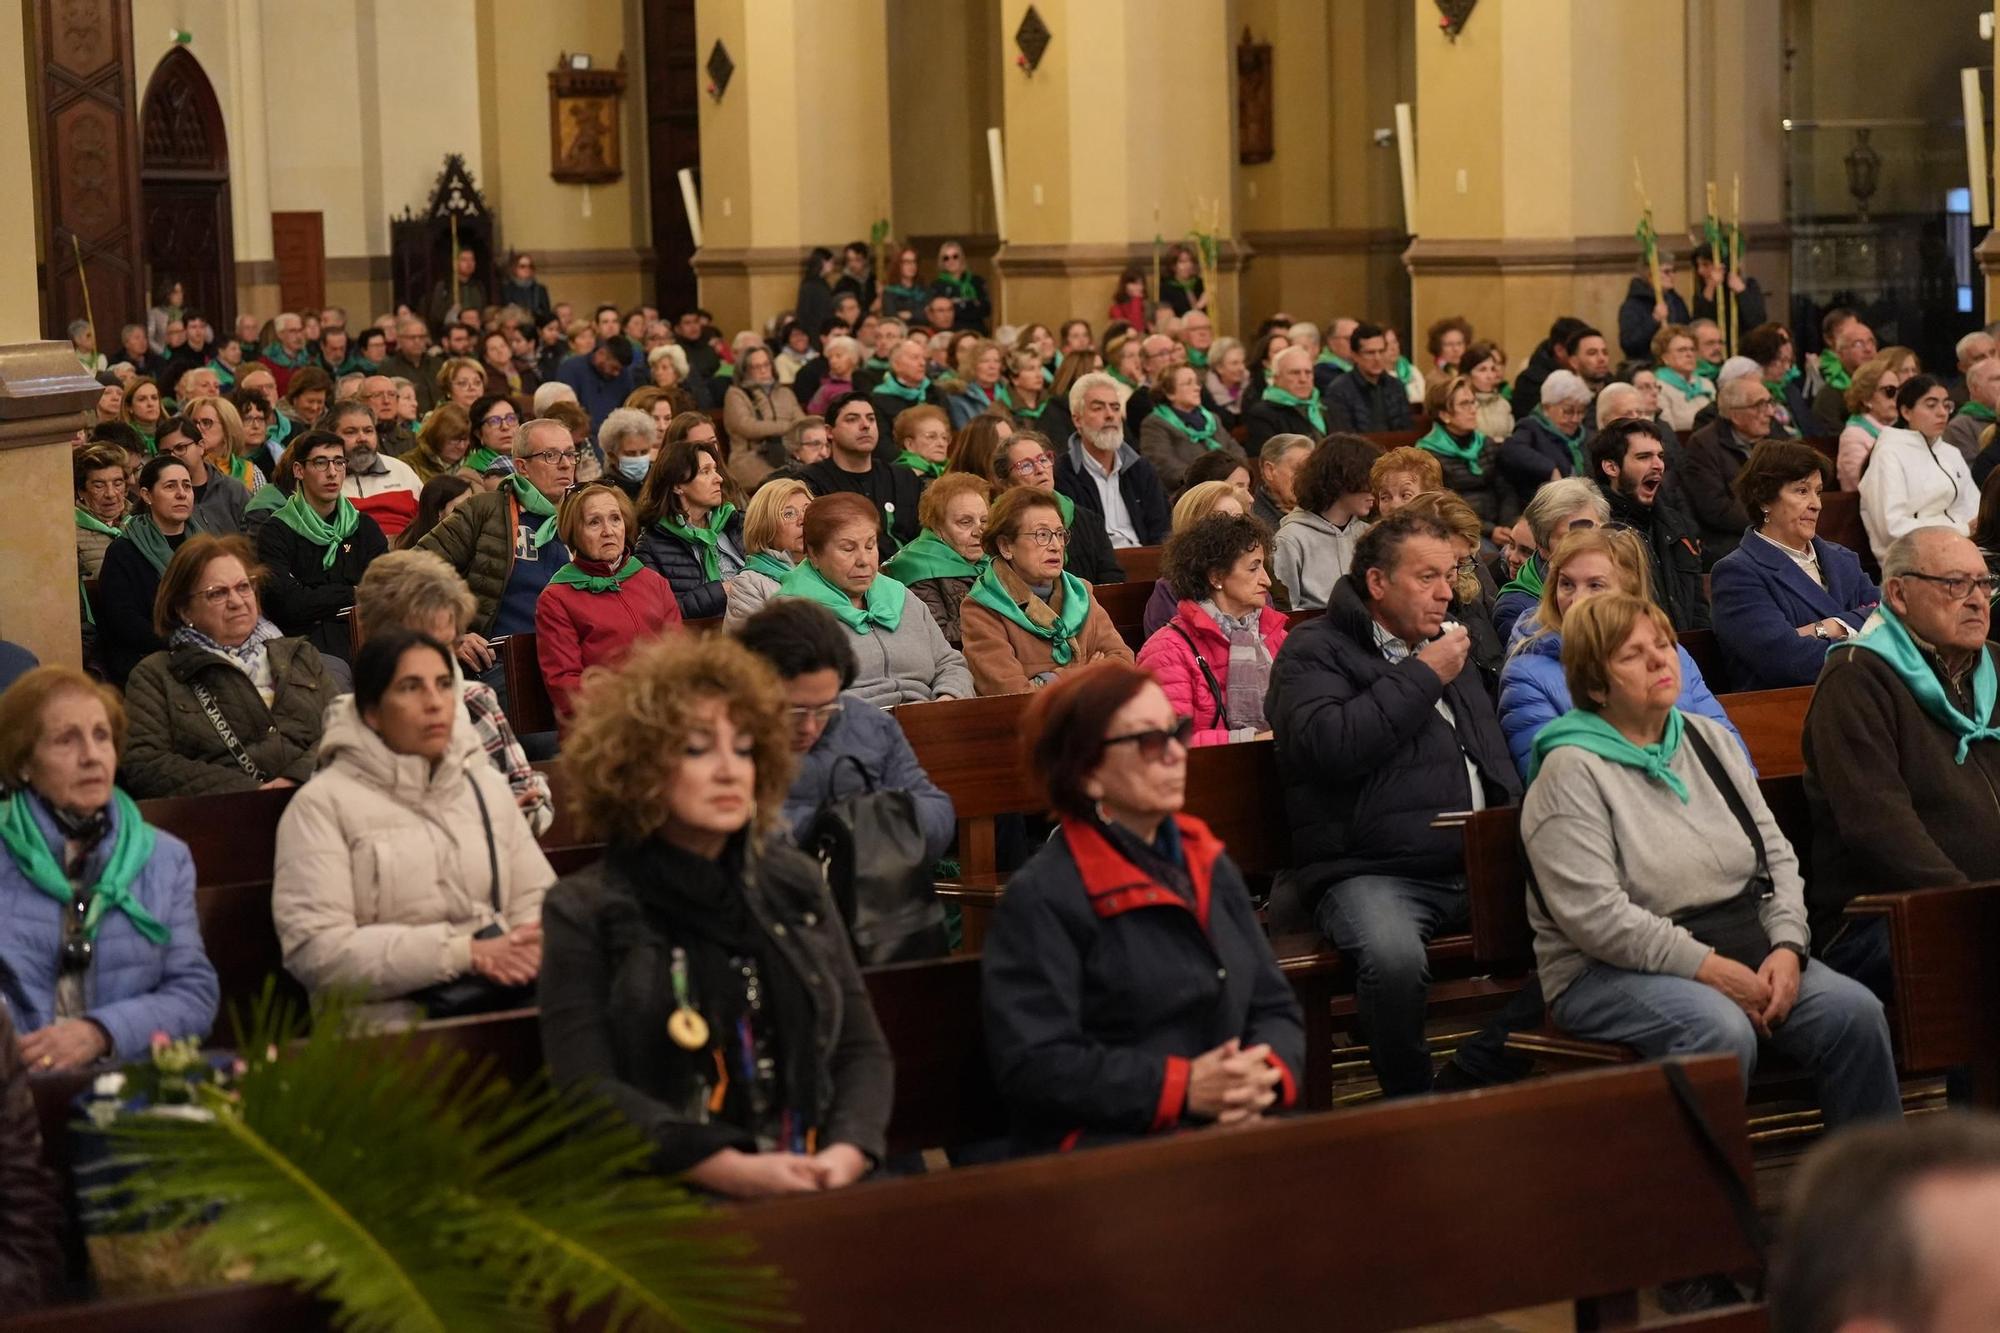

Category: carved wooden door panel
[139, 46, 235, 328]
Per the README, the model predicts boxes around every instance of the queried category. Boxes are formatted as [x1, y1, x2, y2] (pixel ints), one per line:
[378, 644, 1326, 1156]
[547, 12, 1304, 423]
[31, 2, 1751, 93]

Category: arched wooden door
[139, 47, 235, 328]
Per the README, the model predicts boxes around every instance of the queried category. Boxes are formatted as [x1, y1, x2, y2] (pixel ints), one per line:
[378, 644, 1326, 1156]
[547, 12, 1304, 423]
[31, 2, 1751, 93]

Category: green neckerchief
[875, 374, 930, 404]
[1846, 414, 1882, 442]
[895, 449, 945, 480]
[1049, 489, 1076, 528]
[1532, 407, 1588, 473]
[245, 485, 286, 517]
[883, 528, 982, 585]
[259, 341, 311, 370]
[506, 474, 560, 546]
[122, 511, 204, 575]
[0, 789, 168, 944]
[656, 502, 738, 583]
[266, 410, 292, 450]
[1262, 385, 1327, 434]
[549, 555, 644, 593]
[1499, 552, 1545, 604]
[996, 383, 1047, 420]
[1695, 358, 1721, 380]
[206, 359, 237, 388]
[1832, 605, 2000, 763]
[1962, 402, 1997, 423]
[220, 452, 257, 489]
[1762, 378, 1791, 404]
[1392, 356, 1417, 386]
[1151, 403, 1223, 450]
[862, 355, 891, 374]
[74, 506, 124, 539]
[1530, 707, 1690, 803]
[965, 562, 1092, 666]
[464, 445, 503, 473]
[1316, 351, 1353, 373]
[272, 491, 362, 570]
[777, 558, 905, 633]
[933, 270, 977, 301]
[133, 423, 158, 455]
[1416, 422, 1488, 476]
[1818, 348, 1851, 393]
[1186, 346, 1210, 369]
[1656, 366, 1713, 400]
[743, 550, 794, 581]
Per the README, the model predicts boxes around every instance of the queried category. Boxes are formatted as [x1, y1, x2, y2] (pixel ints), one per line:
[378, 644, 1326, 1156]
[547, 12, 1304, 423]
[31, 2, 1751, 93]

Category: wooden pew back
[892, 693, 1040, 877]
[1715, 685, 1814, 777]
[1094, 578, 1155, 652]
[139, 788, 296, 891]
[497, 632, 557, 735]
[1678, 627, 1725, 692]
[1111, 544, 1162, 583]
[1817, 490, 1875, 574]
[728, 1056, 1758, 1332]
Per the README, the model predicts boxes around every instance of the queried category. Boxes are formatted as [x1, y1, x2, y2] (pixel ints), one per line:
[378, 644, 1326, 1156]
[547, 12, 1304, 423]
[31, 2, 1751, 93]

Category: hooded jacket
[1270, 508, 1368, 611]
[121, 636, 336, 797]
[1857, 425, 1979, 563]
[272, 698, 555, 1019]
[1136, 599, 1290, 746]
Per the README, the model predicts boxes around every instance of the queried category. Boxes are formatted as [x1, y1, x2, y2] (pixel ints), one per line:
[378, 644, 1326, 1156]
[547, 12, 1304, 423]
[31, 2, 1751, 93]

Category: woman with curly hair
[1136, 513, 1287, 745]
[538, 632, 893, 1196]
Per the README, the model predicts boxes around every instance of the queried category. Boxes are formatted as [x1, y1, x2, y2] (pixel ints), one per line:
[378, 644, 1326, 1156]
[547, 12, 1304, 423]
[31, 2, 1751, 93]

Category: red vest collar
[1060, 814, 1223, 929]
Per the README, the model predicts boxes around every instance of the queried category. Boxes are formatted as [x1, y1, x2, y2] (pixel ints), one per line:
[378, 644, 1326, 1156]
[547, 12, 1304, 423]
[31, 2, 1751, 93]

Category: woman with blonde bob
[881, 471, 991, 646]
[534, 480, 682, 723]
[1496, 526, 1740, 779]
[538, 633, 893, 1196]
[1142, 479, 1253, 637]
[723, 477, 813, 628]
[1521, 592, 1899, 1129]
[182, 393, 265, 493]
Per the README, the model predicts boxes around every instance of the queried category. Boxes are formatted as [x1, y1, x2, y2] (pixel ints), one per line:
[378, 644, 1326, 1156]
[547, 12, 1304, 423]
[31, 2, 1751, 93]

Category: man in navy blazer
[1708, 440, 1879, 690]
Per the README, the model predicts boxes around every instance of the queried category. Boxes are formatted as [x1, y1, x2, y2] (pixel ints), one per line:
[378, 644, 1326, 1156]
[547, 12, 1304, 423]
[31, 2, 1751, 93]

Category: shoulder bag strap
[466, 768, 503, 914]
[1682, 722, 1769, 883]
[1165, 622, 1226, 728]
[188, 679, 264, 782]
[1661, 1059, 1769, 1295]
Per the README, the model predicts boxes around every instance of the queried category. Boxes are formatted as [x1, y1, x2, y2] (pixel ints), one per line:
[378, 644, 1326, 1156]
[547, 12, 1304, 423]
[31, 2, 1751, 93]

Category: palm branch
[87, 991, 793, 1332]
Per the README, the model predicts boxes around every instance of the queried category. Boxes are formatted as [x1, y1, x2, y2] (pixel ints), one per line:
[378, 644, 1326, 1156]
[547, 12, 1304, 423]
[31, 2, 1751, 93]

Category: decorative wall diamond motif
[706, 41, 734, 101]
[1014, 7, 1050, 74]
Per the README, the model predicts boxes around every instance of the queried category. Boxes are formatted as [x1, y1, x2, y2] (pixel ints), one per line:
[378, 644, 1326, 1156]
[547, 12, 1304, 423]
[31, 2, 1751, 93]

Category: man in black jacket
[1241, 347, 1329, 458]
[1617, 255, 1691, 361]
[257, 430, 388, 667]
[801, 392, 922, 556]
[1680, 376, 1774, 567]
[1326, 322, 1413, 434]
[1589, 418, 1711, 629]
[1510, 316, 1589, 421]
[1689, 241, 1768, 339]
[1054, 371, 1170, 548]
[1267, 510, 1523, 1096]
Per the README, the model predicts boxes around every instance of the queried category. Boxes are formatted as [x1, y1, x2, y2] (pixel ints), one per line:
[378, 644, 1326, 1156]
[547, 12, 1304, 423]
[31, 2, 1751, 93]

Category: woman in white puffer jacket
[1858, 374, 1977, 563]
[273, 627, 554, 1023]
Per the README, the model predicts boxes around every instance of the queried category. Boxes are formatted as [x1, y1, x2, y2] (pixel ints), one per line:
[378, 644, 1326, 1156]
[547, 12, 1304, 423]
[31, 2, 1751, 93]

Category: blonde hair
[0, 667, 127, 779]
[1370, 446, 1444, 498]
[435, 356, 487, 397]
[1523, 526, 1654, 648]
[743, 478, 812, 555]
[1396, 490, 1483, 603]
[1171, 479, 1252, 533]
[1560, 592, 1678, 712]
[560, 634, 794, 843]
[181, 393, 245, 462]
[555, 482, 637, 554]
[355, 548, 477, 641]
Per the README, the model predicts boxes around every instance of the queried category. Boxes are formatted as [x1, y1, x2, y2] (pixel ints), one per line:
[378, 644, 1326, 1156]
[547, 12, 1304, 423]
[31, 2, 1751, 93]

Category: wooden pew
[1111, 544, 1162, 582]
[726, 1056, 1760, 1331]
[1817, 489, 1876, 575]
[10, 1057, 1760, 1333]
[1802, 435, 1840, 481]
[139, 788, 296, 890]
[1678, 627, 1725, 692]
[1093, 577, 1156, 652]
[1848, 881, 2000, 1103]
[890, 693, 1039, 883]
[496, 631, 557, 734]
[1714, 685, 1814, 778]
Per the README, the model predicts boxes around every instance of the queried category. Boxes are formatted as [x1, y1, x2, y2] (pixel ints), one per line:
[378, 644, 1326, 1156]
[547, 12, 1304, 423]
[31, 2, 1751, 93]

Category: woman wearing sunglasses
[1835, 351, 1905, 492]
[959, 486, 1133, 696]
[1859, 374, 1979, 565]
[0, 666, 218, 1072]
[980, 662, 1304, 1153]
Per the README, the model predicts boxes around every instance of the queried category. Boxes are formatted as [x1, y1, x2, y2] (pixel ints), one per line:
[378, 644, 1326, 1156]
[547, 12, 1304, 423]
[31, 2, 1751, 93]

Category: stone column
[992, 0, 1244, 335]
[692, 0, 894, 334]
[0, 346, 100, 668]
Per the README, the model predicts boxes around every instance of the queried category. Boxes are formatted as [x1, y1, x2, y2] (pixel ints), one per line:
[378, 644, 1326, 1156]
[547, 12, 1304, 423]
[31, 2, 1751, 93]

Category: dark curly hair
[1293, 434, 1380, 514]
[1162, 513, 1270, 602]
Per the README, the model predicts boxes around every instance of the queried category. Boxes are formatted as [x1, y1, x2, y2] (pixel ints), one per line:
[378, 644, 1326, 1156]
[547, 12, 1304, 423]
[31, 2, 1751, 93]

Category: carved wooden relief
[140, 47, 235, 326]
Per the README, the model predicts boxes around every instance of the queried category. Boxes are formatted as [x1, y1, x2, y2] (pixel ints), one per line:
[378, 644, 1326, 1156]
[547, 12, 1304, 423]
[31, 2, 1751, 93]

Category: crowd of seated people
[30, 241, 2000, 1315]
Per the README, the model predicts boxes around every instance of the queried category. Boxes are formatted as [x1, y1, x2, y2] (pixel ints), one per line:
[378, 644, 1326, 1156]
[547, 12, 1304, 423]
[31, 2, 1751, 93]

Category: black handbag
[1670, 724, 1777, 971]
[806, 755, 948, 965]
[408, 773, 537, 1018]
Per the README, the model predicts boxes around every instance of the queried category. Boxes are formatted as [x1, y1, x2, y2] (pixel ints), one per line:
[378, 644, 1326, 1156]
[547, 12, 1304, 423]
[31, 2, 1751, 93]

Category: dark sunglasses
[1102, 717, 1194, 761]
[563, 478, 622, 500]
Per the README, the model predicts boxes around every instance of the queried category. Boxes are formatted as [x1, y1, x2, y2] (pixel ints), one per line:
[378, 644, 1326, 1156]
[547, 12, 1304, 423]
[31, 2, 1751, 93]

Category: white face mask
[617, 455, 651, 482]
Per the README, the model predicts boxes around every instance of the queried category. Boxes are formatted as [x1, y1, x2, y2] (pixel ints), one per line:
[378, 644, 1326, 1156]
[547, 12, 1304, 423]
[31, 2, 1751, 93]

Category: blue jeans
[1819, 916, 1893, 1005]
[1553, 959, 1903, 1128]
[1318, 875, 1469, 1096]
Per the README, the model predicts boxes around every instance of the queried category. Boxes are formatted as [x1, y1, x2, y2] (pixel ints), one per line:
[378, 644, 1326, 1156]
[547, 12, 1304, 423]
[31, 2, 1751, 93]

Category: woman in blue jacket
[0, 668, 217, 1070]
[1709, 440, 1879, 691]
[1498, 528, 1744, 779]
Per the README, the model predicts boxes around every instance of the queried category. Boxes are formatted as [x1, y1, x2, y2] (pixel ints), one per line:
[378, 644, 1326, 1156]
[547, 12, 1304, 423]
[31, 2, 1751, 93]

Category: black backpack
[806, 756, 948, 965]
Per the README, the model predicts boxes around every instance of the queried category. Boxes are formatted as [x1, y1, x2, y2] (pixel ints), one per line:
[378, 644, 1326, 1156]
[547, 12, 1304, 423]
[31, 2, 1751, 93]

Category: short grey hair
[531, 381, 578, 414]
[599, 407, 656, 455]
[1068, 370, 1123, 418]
[822, 335, 863, 363]
[1595, 382, 1643, 423]
[1540, 370, 1592, 408]
[646, 343, 689, 377]
[1690, 317, 1720, 337]
[1259, 433, 1315, 468]
[1956, 330, 1994, 364]
[518, 416, 570, 454]
[68, 318, 91, 341]
[1524, 476, 1611, 552]
[1285, 321, 1322, 348]
[1271, 345, 1314, 376]
[1881, 526, 1966, 583]
[1718, 375, 1764, 410]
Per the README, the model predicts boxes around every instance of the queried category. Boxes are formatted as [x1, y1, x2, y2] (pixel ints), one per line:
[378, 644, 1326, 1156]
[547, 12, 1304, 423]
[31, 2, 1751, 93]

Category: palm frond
[87, 988, 791, 1331]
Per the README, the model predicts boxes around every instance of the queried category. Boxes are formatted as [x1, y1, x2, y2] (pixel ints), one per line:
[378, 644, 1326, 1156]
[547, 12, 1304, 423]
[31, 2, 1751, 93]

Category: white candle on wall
[678, 168, 705, 247]
[986, 127, 1008, 238]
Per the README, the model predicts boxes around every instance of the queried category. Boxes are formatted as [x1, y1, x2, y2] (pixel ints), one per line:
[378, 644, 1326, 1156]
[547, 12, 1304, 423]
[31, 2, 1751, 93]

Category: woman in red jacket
[1135, 513, 1288, 746]
[535, 480, 681, 723]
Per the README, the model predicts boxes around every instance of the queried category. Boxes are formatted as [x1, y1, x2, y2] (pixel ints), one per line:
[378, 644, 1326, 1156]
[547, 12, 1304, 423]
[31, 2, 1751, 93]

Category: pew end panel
[1848, 881, 2000, 1099]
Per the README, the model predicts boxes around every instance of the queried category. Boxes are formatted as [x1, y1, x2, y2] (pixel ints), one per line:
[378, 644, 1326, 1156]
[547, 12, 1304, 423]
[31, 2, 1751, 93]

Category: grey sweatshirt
[830, 581, 973, 707]
[1270, 509, 1368, 611]
[1520, 712, 1809, 1002]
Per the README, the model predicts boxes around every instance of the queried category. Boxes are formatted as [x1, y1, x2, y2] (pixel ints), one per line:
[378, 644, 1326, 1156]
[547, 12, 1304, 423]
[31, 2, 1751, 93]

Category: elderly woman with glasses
[0, 666, 218, 1071]
[981, 662, 1304, 1152]
[536, 482, 682, 725]
[1499, 369, 1592, 516]
[1651, 324, 1716, 433]
[881, 473, 990, 647]
[123, 533, 337, 797]
[960, 486, 1134, 696]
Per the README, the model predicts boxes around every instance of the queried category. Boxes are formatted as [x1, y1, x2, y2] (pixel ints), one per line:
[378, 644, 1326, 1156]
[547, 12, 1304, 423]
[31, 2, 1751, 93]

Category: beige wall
[888, 0, 1001, 240]
[0, 0, 39, 342]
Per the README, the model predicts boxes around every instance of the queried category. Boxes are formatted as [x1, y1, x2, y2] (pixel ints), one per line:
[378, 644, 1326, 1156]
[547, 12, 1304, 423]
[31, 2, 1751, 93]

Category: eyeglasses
[780, 506, 807, 523]
[1901, 571, 2000, 600]
[195, 579, 256, 607]
[1018, 527, 1068, 547]
[482, 412, 520, 429]
[1102, 717, 1194, 762]
[563, 478, 621, 500]
[520, 448, 582, 466]
[1875, 385, 1900, 398]
[1739, 399, 1775, 412]
[301, 456, 347, 473]
[1010, 452, 1055, 475]
[786, 702, 842, 727]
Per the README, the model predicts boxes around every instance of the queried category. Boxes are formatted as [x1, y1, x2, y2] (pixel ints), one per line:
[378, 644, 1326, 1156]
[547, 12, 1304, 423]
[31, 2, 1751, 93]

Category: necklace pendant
[668, 1006, 710, 1051]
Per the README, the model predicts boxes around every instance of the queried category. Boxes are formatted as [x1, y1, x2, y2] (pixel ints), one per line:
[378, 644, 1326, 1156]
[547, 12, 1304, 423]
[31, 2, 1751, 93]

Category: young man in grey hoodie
[1271, 434, 1378, 610]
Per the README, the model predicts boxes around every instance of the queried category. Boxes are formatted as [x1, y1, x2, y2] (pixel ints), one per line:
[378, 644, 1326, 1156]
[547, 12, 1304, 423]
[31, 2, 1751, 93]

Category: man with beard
[361, 374, 415, 458]
[800, 392, 923, 555]
[1589, 418, 1710, 629]
[329, 399, 422, 539]
[1564, 325, 1612, 404]
[1054, 372, 1170, 548]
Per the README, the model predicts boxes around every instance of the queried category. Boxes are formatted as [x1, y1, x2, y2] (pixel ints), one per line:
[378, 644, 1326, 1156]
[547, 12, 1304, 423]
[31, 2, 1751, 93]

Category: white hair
[598, 407, 657, 454]
[1539, 369, 1592, 408]
[646, 343, 689, 378]
[1958, 330, 1995, 364]
[1271, 345, 1315, 376]
[1286, 321, 1322, 348]
[532, 381, 579, 414]
[1595, 382, 1642, 422]
[1068, 370, 1124, 418]
[822, 336, 863, 362]
[1716, 356, 1763, 387]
